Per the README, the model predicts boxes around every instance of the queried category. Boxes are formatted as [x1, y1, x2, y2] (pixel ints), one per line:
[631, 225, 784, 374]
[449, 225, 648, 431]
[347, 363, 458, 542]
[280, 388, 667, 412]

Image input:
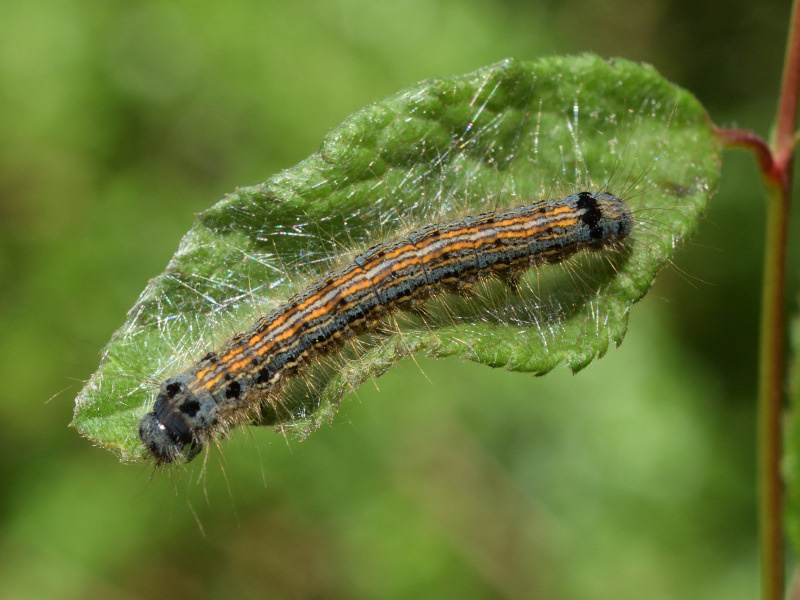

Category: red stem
[715, 1, 799, 598]
[714, 128, 777, 180]
[775, 0, 800, 170]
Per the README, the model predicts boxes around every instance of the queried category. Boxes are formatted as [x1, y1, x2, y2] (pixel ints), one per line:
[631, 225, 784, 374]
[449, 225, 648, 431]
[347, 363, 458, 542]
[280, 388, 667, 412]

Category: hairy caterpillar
[139, 192, 632, 463]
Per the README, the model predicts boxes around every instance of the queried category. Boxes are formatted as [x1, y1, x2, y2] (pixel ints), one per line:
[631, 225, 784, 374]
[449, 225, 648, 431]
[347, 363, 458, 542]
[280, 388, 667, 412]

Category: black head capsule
[138, 373, 215, 464]
[137, 412, 195, 464]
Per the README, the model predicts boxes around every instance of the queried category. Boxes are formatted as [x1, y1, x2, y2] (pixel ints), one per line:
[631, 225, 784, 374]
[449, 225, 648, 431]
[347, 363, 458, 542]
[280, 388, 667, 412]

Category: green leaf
[72, 55, 721, 462]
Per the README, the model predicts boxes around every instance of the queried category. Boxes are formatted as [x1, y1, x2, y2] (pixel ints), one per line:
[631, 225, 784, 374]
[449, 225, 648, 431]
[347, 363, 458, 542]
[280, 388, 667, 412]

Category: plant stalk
[759, 177, 789, 600]
[718, 0, 799, 596]
[760, 0, 800, 596]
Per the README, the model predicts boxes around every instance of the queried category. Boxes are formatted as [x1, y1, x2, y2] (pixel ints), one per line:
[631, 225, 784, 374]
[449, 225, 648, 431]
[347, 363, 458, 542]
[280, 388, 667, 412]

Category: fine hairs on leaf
[72, 54, 721, 462]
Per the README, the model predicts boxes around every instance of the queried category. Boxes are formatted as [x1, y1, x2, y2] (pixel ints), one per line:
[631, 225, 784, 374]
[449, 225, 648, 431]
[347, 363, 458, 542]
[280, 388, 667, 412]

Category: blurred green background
[0, 0, 794, 598]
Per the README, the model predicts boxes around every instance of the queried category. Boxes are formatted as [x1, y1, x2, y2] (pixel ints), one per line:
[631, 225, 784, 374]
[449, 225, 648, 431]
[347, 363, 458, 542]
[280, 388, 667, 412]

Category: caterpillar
[138, 191, 632, 464]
